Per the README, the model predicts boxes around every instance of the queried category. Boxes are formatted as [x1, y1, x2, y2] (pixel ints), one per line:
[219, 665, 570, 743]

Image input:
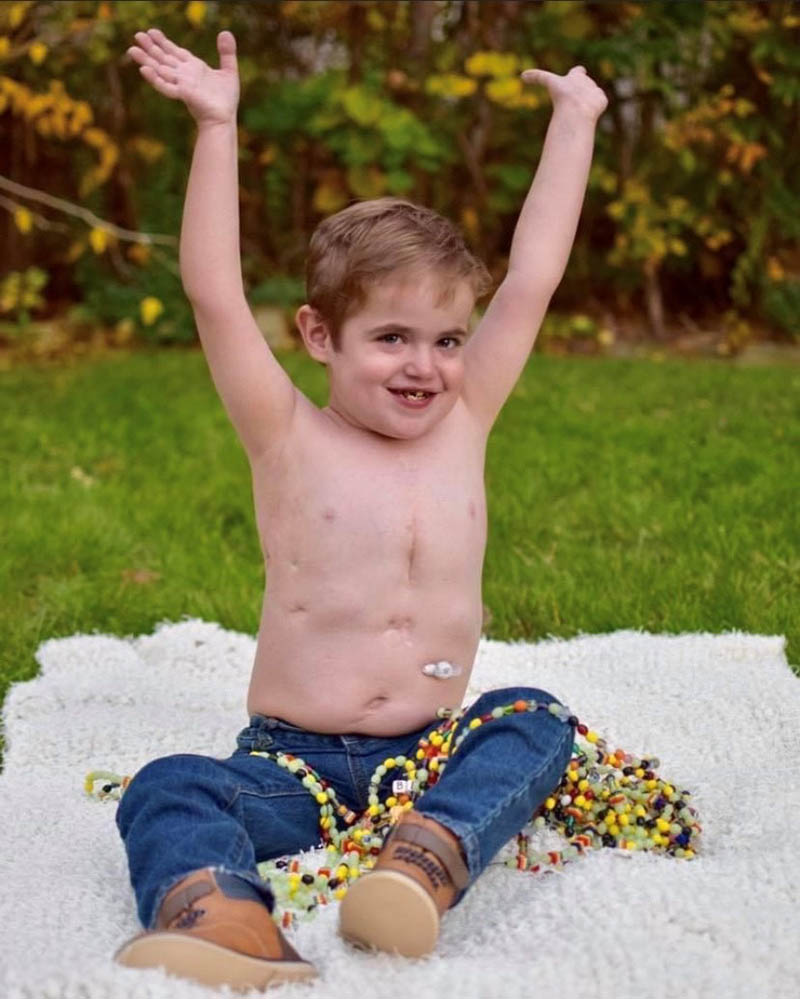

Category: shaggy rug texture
[0, 619, 797, 999]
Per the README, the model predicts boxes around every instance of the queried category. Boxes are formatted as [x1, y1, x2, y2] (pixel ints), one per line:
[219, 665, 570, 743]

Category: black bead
[636, 817, 646, 826]
[302, 874, 314, 885]
[622, 766, 635, 776]
[275, 859, 288, 868]
[602, 834, 618, 847]
[328, 878, 340, 889]
[568, 716, 580, 726]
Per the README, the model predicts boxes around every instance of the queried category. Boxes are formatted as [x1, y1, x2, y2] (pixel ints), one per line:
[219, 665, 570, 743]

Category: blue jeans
[116, 686, 575, 929]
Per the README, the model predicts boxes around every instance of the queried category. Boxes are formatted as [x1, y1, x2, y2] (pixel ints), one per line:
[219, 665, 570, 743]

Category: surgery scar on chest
[421, 660, 462, 679]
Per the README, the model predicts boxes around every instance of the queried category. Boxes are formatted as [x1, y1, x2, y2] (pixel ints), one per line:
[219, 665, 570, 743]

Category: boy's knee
[116, 754, 210, 827]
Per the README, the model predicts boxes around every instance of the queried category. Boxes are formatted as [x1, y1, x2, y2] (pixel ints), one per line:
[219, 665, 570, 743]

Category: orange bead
[513, 700, 528, 712]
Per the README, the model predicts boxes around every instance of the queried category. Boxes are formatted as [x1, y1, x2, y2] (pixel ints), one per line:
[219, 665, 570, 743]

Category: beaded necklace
[85, 697, 702, 931]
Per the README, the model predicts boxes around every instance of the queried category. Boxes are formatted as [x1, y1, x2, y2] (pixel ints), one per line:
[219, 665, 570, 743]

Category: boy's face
[314, 272, 475, 441]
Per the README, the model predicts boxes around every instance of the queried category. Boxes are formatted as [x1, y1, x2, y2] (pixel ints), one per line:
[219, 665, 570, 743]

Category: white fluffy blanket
[1, 620, 798, 999]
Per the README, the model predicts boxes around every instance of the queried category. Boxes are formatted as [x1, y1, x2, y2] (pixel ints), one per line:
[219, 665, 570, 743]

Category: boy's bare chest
[251, 402, 487, 573]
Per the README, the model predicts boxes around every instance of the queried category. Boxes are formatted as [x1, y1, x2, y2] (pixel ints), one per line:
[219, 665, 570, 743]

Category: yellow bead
[405, 760, 415, 771]
[635, 768, 645, 778]
[634, 805, 646, 817]
[315, 792, 328, 804]
[352, 829, 363, 842]
[368, 804, 381, 816]
[416, 749, 425, 759]
[601, 790, 610, 800]
[574, 795, 587, 808]
[334, 888, 347, 900]
[566, 770, 577, 782]
[618, 814, 629, 826]
[337, 865, 348, 879]
[545, 797, 556, 810]
[429, 759, 439, 771]
[385, 758, 396, 768]
[403, 801, 413, 810]
[663, 784, 674, 797]
[469, 718, 482, 729]
[578, 780, 589, 791]
[684, 849, 695, 859]
[586, 731, 598, 743]
[385, 796, 397, 807]
[646, 780, 657, 790]
[656, 818, 671, 833]
[349, 868, 361, 879]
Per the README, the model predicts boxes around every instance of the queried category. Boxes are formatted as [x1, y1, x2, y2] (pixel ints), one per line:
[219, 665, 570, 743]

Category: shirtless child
[117, 27, 607, 992]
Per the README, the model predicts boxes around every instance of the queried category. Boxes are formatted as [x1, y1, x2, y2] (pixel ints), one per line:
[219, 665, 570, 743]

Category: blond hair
[305, 197, 492, 349]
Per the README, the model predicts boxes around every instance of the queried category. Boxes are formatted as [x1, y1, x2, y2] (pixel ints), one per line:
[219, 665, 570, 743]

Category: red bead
[577, 724, 588, 735]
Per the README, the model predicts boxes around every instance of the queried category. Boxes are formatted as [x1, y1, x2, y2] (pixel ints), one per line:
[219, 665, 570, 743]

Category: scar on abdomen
[322, 508, 336, 521]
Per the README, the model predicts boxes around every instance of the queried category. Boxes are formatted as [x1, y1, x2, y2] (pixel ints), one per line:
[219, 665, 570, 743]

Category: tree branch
[0, 173, 177, 247]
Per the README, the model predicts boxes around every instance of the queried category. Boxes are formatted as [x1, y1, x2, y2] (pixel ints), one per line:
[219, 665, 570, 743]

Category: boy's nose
[403, 347, 435, 378]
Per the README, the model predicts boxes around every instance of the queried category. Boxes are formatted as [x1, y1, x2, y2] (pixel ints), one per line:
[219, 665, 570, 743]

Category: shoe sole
[338, 870, 439, 957]
[115, 933, 317, 991]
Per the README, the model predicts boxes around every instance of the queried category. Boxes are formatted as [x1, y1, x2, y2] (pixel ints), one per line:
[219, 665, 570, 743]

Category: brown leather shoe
[115, 868, 317, 991]
[339, 810, 470, 957]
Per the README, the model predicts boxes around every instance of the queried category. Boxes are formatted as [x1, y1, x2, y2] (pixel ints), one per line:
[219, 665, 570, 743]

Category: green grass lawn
[2, 348, 798, 758]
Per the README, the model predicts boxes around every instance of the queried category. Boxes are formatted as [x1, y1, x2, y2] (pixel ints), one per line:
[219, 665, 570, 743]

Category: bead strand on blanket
[84, 699, 702, 931]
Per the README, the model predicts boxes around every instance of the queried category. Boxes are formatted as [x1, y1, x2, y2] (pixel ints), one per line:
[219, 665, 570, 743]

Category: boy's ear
[295, 304, 333, 364]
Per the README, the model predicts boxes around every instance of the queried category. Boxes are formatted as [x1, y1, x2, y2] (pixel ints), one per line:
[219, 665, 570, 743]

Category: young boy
[118, 27, 607, 993]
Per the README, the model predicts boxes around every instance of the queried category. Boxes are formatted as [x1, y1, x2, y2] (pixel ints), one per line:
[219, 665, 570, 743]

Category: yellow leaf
[13, 206, 32, 233]
[140, 297, 164, 326]
[130, 136, 165, 164]
[127, 243, 151, 265]
[312, 179, 347, 215]
[465, 52, 519, 78]
[9, 3, 28, 29]
[668, 238, 687, 256]
[186, 1, 207, 28]
[426, 74, 477, 99]
[767, 257, 784, 282]
[28, 41, 47, 65]
[89, 227, 108, 254]
[486, 77, 522, 104]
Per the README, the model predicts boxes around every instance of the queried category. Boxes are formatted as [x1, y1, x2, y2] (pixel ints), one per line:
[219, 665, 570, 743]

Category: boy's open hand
[127, 28, 239, 126]
[521, 66, 607, 121]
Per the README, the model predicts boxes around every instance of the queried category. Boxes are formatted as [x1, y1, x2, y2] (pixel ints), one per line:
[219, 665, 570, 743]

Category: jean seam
[420, 719, 573, 886]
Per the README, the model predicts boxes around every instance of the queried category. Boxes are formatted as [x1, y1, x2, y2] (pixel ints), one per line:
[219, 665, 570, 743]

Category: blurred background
[1, 0, 799, 364]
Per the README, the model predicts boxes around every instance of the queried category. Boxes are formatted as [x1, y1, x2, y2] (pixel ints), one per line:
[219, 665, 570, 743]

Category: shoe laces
[173, 905, 206, 930]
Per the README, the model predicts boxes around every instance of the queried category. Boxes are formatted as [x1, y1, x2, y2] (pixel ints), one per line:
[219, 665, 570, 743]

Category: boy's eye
[439, 337, 461, 349]
[380, 333, 401, 344]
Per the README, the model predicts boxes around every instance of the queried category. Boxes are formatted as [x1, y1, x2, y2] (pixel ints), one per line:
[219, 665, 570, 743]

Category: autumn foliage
[1, 0, 798, 352]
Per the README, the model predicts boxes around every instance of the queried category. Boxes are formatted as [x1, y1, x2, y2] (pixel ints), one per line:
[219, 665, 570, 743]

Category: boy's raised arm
[127, 29, 296, 461]
[462, 67, 607, 429]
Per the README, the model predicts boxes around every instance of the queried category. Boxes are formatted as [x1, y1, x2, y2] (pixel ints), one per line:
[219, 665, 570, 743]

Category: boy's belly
[246, 593, 483, 736]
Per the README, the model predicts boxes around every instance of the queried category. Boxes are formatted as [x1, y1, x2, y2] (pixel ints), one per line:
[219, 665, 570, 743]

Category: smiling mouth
[388, 389, 436, 400]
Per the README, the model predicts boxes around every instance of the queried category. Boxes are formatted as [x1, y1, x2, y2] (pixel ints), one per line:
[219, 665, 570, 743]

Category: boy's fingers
[216, 30, 238, 71]
[520, 68, 559, 86]
[132, 30, 177, 68]
[137, 63, 180, 98]
[148, 27, 189, 62]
